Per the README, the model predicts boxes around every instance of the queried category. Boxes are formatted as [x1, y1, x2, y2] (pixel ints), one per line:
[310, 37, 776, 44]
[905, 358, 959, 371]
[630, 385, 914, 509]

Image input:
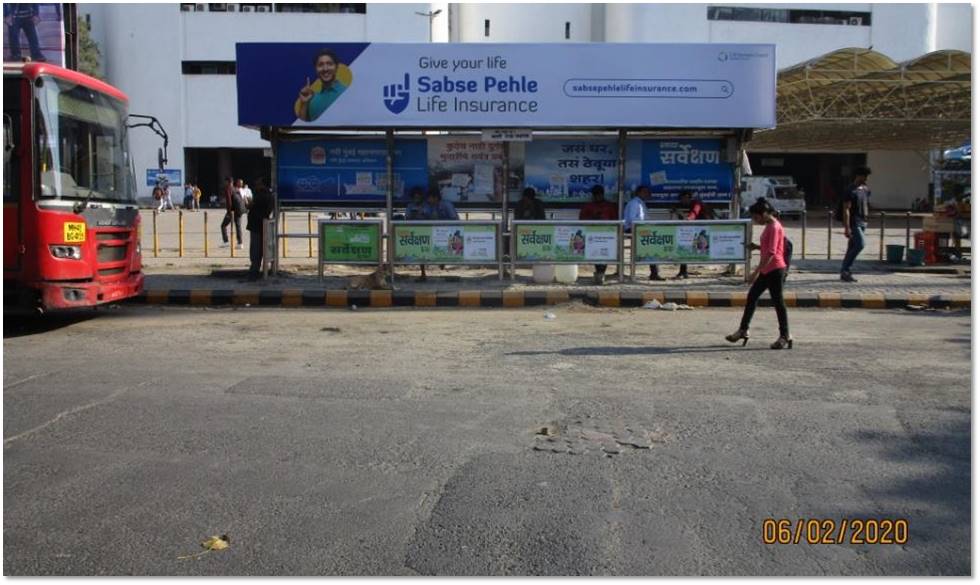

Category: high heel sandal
[770, 336, 793, 350]
[725, 329, 750, 346]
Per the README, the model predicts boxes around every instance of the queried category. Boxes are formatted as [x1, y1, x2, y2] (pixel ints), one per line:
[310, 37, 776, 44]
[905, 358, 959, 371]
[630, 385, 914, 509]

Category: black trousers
[738, 268, 789, 337]
[248, 227, 263, 277]
[222, 211, 243, 244]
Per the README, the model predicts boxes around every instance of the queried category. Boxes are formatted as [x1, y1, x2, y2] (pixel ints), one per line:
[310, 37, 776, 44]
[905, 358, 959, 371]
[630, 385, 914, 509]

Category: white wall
[456, 3, 593, 42]
[183, 76, 264, 148]
[935, 3, 973, 53]
[867, 151, 931, 208]
[870, 4, 935, 62]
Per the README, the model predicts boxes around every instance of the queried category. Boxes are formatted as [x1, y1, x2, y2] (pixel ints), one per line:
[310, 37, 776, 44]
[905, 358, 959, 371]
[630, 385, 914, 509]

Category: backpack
[232, 191, 246, 214]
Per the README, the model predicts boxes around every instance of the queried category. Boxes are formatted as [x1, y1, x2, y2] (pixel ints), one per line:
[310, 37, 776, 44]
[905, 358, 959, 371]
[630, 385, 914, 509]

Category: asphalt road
[3, 305, 971, 575]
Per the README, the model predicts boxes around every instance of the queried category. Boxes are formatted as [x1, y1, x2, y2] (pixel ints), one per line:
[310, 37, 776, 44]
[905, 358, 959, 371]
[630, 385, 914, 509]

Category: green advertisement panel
[514, 223, 620, 263]
[393, 223, 498, 264]
[319, 222, 382, 263]
[634, 222, 747, 264]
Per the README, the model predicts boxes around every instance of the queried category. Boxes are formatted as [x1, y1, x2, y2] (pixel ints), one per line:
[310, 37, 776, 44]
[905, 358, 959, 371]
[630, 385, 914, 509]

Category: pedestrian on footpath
[192, 182, 202, 210]
[726, 197, 792, 350]
[580, 184, 618, 284]
[220, 176, 245, 248]
[157, 180, 175, 212]
[241, 180, 254, 210]
[840, 166, 871, 282]
[624, 185, 662, 280]
[183, 181, 195, 209]
[247, 177, 274, 281]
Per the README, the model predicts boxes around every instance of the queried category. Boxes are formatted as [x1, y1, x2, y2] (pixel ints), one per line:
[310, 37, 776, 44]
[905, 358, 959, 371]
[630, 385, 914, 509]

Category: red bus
[4, 62, 143, 313]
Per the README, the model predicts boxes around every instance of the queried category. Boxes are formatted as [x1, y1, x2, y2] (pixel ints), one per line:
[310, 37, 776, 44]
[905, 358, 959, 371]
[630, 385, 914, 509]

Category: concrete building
[81, 3, 972, 207]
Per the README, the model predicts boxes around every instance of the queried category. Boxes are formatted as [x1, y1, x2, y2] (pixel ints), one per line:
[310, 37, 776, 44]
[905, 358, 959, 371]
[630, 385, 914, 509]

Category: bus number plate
[64, 222, 87, 243]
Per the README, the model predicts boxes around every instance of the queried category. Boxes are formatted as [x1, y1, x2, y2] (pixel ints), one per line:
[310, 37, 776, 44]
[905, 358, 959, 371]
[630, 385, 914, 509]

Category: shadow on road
[3, 311, 98, 339]
[507, 345, 771, 357]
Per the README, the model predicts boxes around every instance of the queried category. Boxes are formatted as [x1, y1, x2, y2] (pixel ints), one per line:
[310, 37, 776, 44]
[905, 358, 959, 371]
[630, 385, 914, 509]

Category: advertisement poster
[640, 139, 733, 202]
[3, 4, 64, 66]
[393, 223, 498, 263]
[237, 43, 776, 129]
[633, 223, 746, 263]
[514, 224, 620, 262]
[145, 169, 183, 187]
[277, 138, 427, 203]
[319, 223, 381, 263]
[524, 140, 631, 203]
[427, 137, 508, 204]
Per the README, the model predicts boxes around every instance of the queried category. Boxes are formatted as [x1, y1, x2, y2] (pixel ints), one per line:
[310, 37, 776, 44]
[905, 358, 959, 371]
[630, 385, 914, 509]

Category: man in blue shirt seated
[623, 185, 664, 280]
[425, 188, 459, 220]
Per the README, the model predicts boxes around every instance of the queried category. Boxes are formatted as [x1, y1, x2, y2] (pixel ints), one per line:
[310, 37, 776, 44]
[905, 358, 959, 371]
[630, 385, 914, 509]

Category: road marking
[4, 372, 56, 391]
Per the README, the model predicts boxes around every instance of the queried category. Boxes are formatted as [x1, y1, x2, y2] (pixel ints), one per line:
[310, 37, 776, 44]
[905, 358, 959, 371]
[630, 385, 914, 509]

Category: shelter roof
[750, 48, 971, 151]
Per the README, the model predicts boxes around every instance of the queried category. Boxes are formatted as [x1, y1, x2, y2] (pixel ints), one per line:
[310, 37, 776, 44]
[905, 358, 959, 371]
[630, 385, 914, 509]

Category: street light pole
[415, 9, 443, 43]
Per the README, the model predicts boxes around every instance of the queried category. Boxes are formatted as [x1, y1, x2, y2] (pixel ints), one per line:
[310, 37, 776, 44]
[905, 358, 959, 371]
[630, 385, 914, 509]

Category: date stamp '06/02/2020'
[762, 519, 909, 545]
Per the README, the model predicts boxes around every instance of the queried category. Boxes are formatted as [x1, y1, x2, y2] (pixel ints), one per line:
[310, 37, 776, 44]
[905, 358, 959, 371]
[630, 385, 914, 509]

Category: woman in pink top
[726, 198, 792, 349]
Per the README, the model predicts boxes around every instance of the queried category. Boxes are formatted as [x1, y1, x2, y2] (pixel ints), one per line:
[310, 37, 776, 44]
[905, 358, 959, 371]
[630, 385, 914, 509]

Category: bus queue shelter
[235, 42, 777, 278]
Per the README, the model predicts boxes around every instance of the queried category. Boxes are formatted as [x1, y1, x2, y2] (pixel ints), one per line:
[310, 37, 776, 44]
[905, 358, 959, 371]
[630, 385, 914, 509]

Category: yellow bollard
[282, 212, 288, 258]
[308, 212, 314, 258]
[230, 213, 236, 258]
[203, 211, 209, 258]
[152, 210, 159, 258]
[178, 210, 184, 257]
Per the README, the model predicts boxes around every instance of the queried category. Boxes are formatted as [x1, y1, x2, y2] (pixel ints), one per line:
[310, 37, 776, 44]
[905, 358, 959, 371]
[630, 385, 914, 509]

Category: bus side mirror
[157, 147, 166, 171]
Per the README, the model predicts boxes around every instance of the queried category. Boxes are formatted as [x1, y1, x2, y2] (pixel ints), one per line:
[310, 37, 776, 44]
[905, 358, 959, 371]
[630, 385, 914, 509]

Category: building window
[707, 6, 871, 26]
[564, 21, 570, 39]
[182, 61, 237, 75]
[484, 19, 490, 37]
[208, 3, 232, 12]
[273, 4, 366, 14]
[239, 3, 272, 12]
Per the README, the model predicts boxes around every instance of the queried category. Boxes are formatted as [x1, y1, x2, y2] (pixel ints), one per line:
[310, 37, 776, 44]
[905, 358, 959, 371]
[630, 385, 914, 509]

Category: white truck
[740, 176, 806, 218]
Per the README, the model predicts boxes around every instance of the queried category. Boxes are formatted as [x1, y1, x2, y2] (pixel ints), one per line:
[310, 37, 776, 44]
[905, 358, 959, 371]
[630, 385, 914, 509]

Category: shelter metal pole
[500, 141, 509, 281]
[801, 209, 806, 259]
[385, 130, 395, 270]
[617, 129, 626, 282]
[827, 210, 832, 260]
[270, 129, 280, 276]
[879, 211, 885, 261]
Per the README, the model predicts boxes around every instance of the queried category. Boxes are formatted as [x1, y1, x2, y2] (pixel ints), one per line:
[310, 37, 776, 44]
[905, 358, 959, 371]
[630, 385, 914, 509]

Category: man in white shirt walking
[623, 185, 664, 280]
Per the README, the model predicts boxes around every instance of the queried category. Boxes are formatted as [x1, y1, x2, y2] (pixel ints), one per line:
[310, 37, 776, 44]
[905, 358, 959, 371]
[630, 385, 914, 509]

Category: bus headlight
[50, 245, 82, 260]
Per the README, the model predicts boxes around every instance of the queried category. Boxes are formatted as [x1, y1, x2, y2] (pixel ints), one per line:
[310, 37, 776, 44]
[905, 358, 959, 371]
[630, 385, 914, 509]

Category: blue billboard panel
[640, 139, 733, 203]
[276, 138, 427, 204]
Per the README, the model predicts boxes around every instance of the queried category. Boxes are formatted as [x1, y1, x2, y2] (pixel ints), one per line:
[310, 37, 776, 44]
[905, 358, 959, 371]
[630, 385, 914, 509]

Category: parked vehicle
[740, 175, 806, 218]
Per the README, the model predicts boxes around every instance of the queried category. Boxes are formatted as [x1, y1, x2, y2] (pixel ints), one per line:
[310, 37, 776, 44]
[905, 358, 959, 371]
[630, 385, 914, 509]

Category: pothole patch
[532, 420, 668, 457]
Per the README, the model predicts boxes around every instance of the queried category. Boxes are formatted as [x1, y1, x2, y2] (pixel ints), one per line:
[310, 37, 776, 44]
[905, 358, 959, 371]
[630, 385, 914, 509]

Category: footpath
[134, 257, 971, 310]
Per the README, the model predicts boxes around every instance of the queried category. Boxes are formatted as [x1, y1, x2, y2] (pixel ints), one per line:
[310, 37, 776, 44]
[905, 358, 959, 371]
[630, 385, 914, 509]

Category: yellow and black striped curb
[132, 289, 971, 310]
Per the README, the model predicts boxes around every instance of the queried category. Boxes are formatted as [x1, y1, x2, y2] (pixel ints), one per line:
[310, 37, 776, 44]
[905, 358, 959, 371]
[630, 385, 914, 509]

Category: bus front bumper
[38, 272, 145, 311]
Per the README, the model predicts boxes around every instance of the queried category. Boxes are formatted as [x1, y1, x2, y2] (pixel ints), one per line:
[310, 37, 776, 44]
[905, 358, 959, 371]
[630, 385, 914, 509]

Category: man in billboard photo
[4, 4, 46, 62]
[295, 48, 349, 122]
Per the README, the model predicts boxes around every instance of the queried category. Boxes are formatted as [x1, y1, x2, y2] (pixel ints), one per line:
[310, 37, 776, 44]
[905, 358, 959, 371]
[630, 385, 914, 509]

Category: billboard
[3, 4, 65, 67]
[237, 43, 776, 128]
[276, 138, 427, 204]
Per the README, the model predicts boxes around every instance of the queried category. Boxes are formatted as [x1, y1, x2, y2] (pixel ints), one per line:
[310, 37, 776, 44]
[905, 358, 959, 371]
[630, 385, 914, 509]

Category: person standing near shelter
[581, 185, 618, 285]
[4, 4, 46, 62]
[726, 197, 791, 350]
[840, 166, 871, 282]
[241, 180, 254, 210]
[184, 181, 195, 209]
[157, 180, 175, 212]
[675, 190, 709, 279]
[405, 187, 431, 281]
[247, 177, 274, 281]
[221, 176, 245, 248]
[514, 187, 546, 220]
[192, 182, 202, 210]
[624, 185, 663, 281]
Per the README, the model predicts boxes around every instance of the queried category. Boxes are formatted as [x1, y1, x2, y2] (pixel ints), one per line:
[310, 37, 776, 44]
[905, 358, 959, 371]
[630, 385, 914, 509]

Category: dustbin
[886, 245, 905, 264]
[906, 248, 926, 266]
[554, 264, 579, 284]
[532, 264, 556, 284]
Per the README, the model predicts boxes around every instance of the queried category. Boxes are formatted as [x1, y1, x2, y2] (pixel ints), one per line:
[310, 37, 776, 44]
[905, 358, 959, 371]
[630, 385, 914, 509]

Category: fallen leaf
[177, 534, 230, 560]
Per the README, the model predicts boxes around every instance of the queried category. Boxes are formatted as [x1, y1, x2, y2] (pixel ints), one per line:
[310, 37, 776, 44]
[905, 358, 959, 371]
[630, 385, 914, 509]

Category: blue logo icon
[384, 73, 411, 114]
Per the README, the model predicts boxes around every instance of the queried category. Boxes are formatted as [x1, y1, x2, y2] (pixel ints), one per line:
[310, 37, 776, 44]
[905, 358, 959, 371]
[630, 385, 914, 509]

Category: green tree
[78, 18, 102, 79]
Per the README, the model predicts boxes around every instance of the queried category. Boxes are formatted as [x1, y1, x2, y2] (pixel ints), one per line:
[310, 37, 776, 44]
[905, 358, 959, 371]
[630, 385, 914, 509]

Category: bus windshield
[35, 75, 134, 203]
